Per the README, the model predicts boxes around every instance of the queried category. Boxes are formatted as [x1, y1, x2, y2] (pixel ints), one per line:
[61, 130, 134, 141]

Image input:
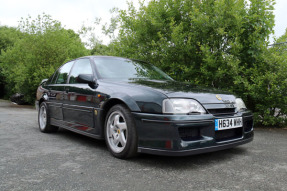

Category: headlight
[235, 98, 247, 111]
[163, 99, 206, 114]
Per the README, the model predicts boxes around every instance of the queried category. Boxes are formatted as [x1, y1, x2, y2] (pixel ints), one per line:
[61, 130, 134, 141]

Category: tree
[0, 26, 23, 98]
[91, 43, 111, 55]
[78, 18, 115, 56]
[250, 30, 287, 126]
[0, 26, 23, 53]
[0, 14, 89, 103]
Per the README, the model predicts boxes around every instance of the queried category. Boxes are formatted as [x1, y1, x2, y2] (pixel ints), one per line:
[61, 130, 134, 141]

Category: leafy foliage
[0, 26, 24, 98]
[250, 30, 287, 126]
[91, 43, 112, 55]
[0, 26, 23, 53]
[0, 14, 88, 103]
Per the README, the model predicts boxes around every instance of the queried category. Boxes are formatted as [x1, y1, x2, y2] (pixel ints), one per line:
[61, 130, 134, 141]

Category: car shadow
[50, 127, 249, 170]
[128, 147, 248, 170]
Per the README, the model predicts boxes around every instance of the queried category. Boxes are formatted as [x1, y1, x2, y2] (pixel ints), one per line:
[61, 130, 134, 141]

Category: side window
[50, 70, 60, 84]
[69, 59, 93, 84]
[54, 61, 74, 84]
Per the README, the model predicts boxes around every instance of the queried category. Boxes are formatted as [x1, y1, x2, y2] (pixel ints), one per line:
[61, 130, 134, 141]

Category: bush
[249, 30, 287, 126]
[0, 67, 5, 98]
[0, 26, 23, 98]
[0, 14, 89, 104]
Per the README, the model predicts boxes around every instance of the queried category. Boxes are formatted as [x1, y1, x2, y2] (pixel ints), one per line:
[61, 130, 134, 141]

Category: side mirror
[77, 74, 94, 83]
[77, 74, 97, 88]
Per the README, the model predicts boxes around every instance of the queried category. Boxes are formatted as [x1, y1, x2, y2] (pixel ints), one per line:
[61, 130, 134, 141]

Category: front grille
[178, 127, 201, 141]
[208, 108, 236, 115]
[215, 127, 243, 142]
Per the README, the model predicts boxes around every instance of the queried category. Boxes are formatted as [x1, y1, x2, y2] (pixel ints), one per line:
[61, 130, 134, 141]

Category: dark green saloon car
[36, 56, 253, 159]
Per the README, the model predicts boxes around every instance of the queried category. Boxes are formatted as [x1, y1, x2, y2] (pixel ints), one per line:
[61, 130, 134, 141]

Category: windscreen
[94, 57, 173, 80]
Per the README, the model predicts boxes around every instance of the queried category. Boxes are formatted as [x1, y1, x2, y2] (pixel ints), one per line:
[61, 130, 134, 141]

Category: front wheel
[38, 102, 58, 133]
[104, 104, 138, 159]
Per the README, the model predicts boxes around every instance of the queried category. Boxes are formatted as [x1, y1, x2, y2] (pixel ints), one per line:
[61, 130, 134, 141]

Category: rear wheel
[38, 102, 58, 133]
[105, 104, 138, 159]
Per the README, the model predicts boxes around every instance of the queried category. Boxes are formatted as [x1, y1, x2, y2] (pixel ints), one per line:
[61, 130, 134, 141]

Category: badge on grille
[216, 95, 222, 101]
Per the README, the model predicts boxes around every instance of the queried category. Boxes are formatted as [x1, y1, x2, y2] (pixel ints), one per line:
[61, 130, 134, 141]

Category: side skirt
[50, 118, 104, 140]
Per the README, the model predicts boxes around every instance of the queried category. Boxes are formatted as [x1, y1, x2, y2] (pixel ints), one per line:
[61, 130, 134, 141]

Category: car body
[36, 56, 253, 158]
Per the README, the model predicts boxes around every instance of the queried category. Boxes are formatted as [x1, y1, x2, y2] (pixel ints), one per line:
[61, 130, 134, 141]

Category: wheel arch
[101, 98, 138, 158]
[98, 95, 140, 138]
[38, 93, 49, 107]
[39, 98, 45, 107]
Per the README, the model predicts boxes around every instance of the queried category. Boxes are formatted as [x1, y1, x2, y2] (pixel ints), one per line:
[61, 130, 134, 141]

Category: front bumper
[132, 111, 253, 156]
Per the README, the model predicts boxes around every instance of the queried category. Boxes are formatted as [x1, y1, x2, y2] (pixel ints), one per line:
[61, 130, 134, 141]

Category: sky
[0, 0, 286, 44]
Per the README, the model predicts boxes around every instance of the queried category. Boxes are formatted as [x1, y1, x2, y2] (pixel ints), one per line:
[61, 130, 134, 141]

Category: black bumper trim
[137, 137, 253, 156]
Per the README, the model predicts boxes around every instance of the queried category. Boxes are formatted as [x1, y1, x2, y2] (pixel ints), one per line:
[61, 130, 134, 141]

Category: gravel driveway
[0, 100, 286, 191]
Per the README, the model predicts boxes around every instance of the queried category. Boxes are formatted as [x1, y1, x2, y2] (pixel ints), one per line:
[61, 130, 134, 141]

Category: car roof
[77, 55, 130, 59]
[76, 55, 146, 64]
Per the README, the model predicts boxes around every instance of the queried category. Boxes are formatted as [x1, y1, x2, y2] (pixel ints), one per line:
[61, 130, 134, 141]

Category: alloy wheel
[106, 111, 128, 153]
[39, 105, 47, 130]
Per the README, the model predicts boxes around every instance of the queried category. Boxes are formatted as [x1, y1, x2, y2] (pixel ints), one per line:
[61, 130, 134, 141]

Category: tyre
[38, 102, 58, 133]
[104, 104, 138, 159]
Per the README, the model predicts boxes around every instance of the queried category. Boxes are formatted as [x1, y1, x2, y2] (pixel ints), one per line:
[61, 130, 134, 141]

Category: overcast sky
[0, 0, 286, 44]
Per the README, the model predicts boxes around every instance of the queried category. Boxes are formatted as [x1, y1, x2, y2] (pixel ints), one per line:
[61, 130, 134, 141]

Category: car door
[46, 61, 75, 121]
[62, 58, 96, 130]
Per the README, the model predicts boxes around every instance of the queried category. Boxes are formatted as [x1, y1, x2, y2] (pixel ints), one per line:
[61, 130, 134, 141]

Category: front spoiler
[138, 136, 253, 156]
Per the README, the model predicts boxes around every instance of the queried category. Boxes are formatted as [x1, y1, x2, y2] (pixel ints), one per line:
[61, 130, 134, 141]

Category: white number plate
[215, 117, 242, 131]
